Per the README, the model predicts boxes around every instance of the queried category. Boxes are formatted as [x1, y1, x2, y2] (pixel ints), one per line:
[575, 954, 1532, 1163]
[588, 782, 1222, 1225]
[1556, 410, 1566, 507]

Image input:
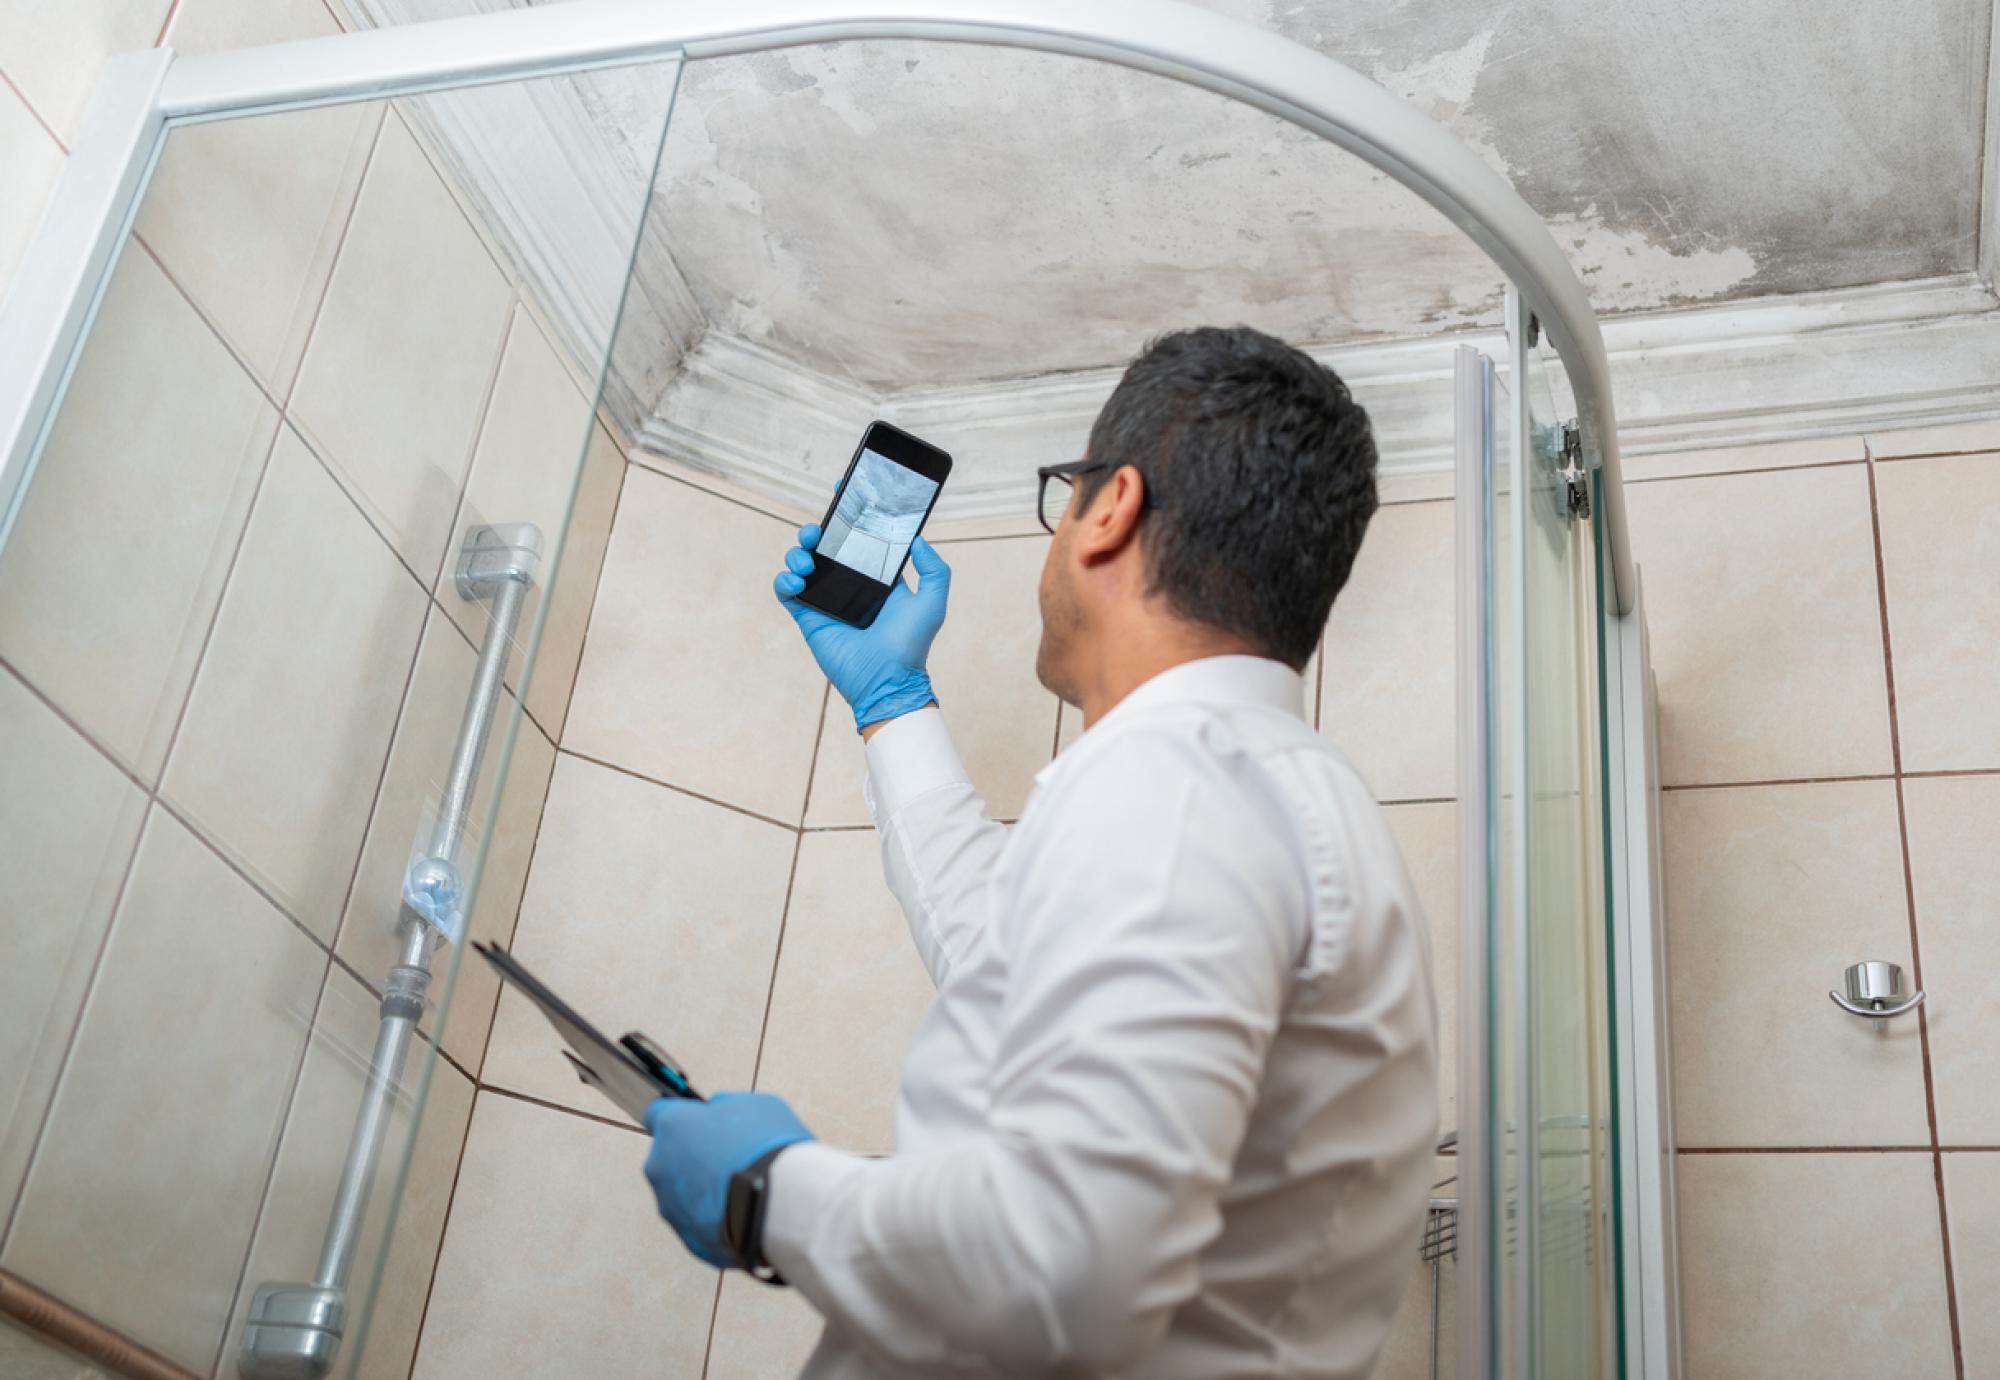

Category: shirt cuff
[862, 705, 972, 825]
[763, 1141, 867, 1293]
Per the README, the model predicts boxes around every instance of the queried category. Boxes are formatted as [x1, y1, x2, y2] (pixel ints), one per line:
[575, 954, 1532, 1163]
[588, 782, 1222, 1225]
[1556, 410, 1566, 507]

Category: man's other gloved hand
[644, 1091, 815, 1269]
[773, 524, 951, 732]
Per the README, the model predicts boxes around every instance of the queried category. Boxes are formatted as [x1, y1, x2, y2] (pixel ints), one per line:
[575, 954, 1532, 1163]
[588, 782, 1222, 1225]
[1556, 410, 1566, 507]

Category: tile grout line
[0, 802, 157, 1251]
[0, 112, 392, 1258]
[1865, 440, 1964, 1379]
[401, 1075, 481, 1380]
[1675, 1145, 1938, 1155]
[700, 683, 828, 1380]
[557, 745, 803, 833]
[152, 0, 182, 47]
[626, 455, 814, 527]
[206, 938, 342, 1379]
[421, 297, 520, 601]
[547, 442, 632, 746]
[0, 64, 68, 154]
[477, 1083, 645, 1138]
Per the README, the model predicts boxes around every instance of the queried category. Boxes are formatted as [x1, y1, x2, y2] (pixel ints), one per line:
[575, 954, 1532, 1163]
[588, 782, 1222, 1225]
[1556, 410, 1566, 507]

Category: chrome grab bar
[241, 524, 541, 1380]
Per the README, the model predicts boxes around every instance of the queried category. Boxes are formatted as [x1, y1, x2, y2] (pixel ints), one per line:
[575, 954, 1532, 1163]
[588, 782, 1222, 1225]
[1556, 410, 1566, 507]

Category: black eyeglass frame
[1035, 458, 1162, 535]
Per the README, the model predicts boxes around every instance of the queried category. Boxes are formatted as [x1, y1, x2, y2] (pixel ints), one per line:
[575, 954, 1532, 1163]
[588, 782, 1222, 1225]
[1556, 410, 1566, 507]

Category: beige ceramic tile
[439, 307, 597, 711]
[1903, 774, 2000, 1144]
[1945, 1153, 2000, 1377]
[1320, 500, 1455, 803]
[1620, 433, 1865, 484]
[336, 615, 557, 1070]
[288, 114, 513, 578]
[140, 1, 373, 393]
[1876, 454, 2000, 773]
[1662, 781, 1927, 1147]
[564, 467, 827, 822]
[483, 753, 793, 1113]
[0, 667, 147, 1202]
[757, 832, 934, 1152]
[411, 1092, 715, 1380]
[1383, 802, 1456, 1136]
[1676, 1152, 1952, 1379]
[806, 536, 1058, 827]
[219, 969, 476, 1380]
[2, 810, 324, 1373]
[1627, 466, 1893, 785]
[706, 1271, 826, 1380]
[0, 247, 277, 780]
[1867, 418, 2000, 459]
[0, 79, 64, 302]
[0, 0, 169, 142]
[163, 425, 428, 941]
[0, 1317, 114, 1379]
[526, 421, 623, 740]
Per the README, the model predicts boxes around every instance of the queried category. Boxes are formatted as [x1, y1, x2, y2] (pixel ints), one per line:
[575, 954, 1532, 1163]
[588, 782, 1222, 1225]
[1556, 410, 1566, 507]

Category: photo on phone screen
[799, 421, 952, 628]
[819, 450, 938, 581]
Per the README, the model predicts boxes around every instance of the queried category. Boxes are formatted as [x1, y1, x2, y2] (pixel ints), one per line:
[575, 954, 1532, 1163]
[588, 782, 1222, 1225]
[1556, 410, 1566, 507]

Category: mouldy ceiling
[355, 0, 1992, 394]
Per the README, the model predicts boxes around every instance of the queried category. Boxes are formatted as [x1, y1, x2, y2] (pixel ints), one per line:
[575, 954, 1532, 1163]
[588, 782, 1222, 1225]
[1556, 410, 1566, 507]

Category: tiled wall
[0, 3, 626, 1373]
[1635, 423, 2000, 1380]
[409, 457, 1465, 1378]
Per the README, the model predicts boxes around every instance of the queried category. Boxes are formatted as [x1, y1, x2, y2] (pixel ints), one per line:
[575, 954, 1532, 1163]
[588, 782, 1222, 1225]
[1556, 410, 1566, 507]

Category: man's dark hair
[1079, 325, 1379, 670]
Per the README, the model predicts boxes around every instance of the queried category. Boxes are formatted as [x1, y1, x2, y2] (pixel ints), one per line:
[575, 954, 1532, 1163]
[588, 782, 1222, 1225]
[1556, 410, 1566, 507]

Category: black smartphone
[798, 420, 952, 628]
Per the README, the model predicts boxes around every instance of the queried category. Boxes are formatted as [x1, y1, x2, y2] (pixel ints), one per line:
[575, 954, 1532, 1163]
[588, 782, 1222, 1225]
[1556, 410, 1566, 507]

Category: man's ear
[1073, 464, 1148, 567]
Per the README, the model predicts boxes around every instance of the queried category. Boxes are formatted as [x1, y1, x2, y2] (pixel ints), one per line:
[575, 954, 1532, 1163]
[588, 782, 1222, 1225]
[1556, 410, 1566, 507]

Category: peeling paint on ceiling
[361, 0, 1993, 391]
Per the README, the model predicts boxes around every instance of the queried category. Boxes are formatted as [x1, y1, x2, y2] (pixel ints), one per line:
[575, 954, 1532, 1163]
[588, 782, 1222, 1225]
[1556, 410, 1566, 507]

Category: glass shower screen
[0, 52, 682, 1379]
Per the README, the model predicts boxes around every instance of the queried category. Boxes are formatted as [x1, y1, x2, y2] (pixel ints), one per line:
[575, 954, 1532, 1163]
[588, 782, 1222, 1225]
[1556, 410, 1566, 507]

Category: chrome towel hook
[1829, 960, 1926, 1021]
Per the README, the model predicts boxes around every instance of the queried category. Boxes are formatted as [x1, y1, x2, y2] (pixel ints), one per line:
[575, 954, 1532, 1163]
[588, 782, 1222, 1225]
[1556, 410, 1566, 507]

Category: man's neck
[1074, 624, 1266, 730]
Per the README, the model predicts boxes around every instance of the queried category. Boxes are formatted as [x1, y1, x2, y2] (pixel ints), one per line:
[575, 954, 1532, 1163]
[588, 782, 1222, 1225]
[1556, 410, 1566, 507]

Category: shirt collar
[1043, 655, 1306, 781]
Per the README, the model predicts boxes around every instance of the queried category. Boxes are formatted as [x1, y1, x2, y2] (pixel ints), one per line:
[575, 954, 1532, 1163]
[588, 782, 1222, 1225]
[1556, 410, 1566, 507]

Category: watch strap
[724, 1145, 793, 1285]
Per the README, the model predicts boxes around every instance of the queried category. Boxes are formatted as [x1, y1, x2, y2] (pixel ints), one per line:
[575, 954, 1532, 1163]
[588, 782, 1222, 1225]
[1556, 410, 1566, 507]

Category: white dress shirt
[764, 655, 1439, 1379]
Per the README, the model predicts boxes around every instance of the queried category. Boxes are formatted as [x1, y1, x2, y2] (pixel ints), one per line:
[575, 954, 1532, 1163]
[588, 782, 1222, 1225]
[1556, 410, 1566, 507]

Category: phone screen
[818, 447, 941, 581]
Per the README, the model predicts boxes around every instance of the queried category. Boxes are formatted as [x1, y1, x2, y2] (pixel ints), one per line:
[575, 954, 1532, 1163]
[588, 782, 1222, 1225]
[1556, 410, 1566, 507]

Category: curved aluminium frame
[0, 0, 1635, 614]
[0, 5, 1656, 1376]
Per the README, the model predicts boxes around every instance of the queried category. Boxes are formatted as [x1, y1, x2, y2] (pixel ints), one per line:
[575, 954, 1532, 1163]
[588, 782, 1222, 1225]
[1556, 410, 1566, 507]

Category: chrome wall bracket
[1829, 960, 1925, 1021]
[1559, 421, 1593, 522]
[454, 522, 542, 600]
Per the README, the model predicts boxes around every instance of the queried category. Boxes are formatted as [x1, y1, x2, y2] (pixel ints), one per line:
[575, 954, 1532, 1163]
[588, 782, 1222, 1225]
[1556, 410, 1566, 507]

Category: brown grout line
[1940, 1146, 2000, 1153]
[747, 826, 811, 1094]
[402, 1070, 481, 1380]
[1621, 455, 1867, 487]
[1048, 697, 1064, 762]
[551, 454, 635, 750]
[0, 800, 154, 1251]
[0, 654, 153, 797]
[207, 939, 340, 1378]
[1675, 1145, 1936, 1155]
[1869, 447, 2000, 464]
[929, 529, 1051, 546]
[153, 0, 183, 47]
[131, 235, 289, 416]
[1660, 772, 1894, 793]
[0, 64, 68, 154]
[1904, 766, 2000, 781]
[695, 1271, 728, 1380]
[557, 746, 800, 832]
[1866, 445, 1964, 1379]
[424, 298, 521, 599]
[478, 1082, 646, 1137]
[797, 683, 832, 828]
[627, 454, 811, 527]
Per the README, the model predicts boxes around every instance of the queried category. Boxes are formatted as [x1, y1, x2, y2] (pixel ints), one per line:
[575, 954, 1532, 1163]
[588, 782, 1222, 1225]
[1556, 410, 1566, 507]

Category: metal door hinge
[1559, 421, 1592, 521]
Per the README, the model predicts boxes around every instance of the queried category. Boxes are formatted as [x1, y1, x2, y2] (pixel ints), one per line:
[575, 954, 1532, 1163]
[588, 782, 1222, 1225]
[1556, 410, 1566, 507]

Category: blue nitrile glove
[773, 523, 950, 731]
[643, 1091, 815, 1268]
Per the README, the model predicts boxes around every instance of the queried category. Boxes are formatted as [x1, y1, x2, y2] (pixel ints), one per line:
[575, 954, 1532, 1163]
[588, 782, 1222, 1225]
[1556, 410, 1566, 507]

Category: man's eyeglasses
[1035, 458, 1162, 535]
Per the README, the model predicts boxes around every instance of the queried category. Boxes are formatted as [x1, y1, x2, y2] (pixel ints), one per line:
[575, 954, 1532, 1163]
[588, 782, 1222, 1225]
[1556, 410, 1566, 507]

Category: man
[645, 326, 1438, 1378]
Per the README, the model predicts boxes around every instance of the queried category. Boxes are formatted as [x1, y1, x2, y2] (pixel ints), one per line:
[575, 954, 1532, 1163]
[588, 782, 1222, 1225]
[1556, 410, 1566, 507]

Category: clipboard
[473, 940, 702, 1122]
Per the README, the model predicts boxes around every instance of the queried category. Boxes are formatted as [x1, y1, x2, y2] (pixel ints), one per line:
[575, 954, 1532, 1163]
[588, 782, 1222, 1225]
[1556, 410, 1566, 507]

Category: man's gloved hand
[643, 1091, 815, 1268]
[774, 524, 951, 732]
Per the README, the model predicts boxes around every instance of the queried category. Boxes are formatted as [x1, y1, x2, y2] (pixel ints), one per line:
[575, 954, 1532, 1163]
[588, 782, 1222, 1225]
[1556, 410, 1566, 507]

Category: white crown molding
[637, 273, 2000, 518]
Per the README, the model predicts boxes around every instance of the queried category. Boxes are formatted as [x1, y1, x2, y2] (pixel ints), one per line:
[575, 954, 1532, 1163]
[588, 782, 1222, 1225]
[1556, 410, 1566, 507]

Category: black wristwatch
[723, 1146, 791, 1285]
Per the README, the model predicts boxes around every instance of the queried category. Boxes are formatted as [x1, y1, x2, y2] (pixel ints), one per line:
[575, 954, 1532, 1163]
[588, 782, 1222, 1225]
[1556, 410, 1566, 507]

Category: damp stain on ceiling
[646, 0, 1988, 389]
[361, 0, 1993, 392]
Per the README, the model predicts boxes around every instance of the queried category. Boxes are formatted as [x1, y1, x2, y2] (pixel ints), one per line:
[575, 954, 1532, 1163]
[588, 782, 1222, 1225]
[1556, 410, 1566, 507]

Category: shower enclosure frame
[0, 3, 1674, 1377]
